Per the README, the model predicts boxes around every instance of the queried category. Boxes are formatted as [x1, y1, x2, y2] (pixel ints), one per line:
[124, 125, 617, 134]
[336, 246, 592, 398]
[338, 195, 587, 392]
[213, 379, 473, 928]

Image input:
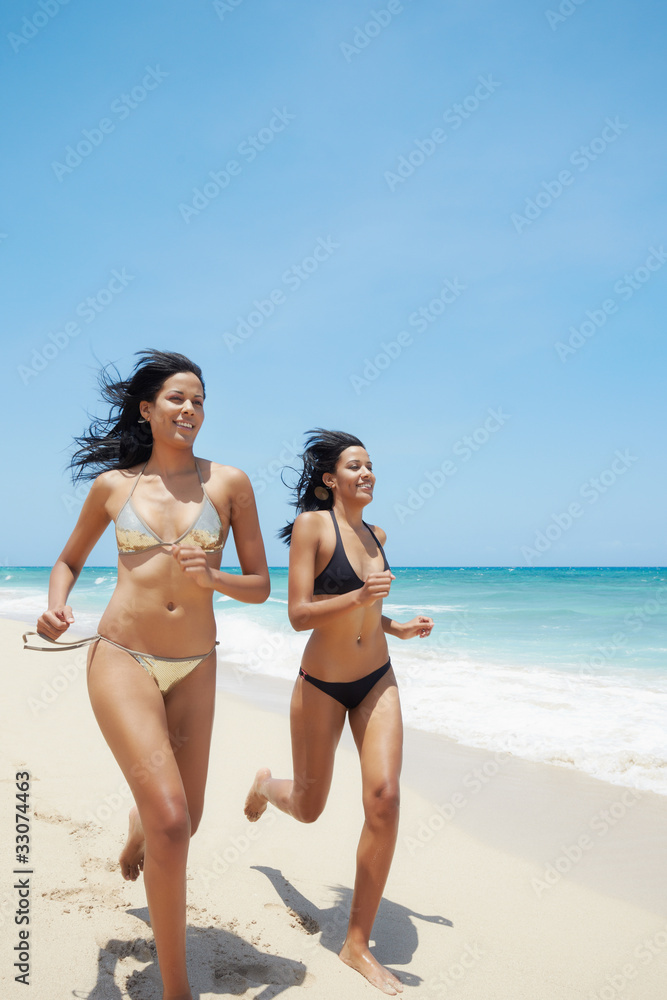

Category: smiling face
[324, 446, 375, 506]
[140, 372, 205, 446]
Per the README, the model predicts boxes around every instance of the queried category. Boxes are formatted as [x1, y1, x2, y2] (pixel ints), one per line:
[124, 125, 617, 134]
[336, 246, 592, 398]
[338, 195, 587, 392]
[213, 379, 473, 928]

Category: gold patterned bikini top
[115, 461, 225, 554]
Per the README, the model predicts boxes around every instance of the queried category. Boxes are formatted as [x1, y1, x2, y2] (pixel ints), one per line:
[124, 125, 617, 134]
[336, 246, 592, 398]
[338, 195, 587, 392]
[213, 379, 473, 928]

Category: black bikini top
[313, 509, 390, 596]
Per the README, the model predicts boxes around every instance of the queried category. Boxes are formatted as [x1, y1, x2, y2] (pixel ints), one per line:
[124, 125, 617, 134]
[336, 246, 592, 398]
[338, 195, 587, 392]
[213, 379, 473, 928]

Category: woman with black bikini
[244, 429, 433, 997]
[29, 350, 270, 1000]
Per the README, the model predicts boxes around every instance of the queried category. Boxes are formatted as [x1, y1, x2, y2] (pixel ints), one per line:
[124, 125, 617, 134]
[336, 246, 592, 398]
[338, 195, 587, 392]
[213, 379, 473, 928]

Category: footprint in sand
[34, 809, 71, 825]
[101, 937, 154, 962]
[263, 902, 320, 935]
[214, 960, 314, 989]
[34, 810, 93, 841]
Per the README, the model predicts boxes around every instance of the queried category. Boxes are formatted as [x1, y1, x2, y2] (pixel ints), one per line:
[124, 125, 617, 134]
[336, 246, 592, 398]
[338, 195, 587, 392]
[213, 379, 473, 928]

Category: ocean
[4, 566, 666, 796]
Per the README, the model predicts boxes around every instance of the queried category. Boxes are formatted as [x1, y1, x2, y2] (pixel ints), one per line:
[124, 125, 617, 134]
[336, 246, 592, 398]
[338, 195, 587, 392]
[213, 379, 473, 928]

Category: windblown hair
[279, 428, 365, 545]
[69, 349, 205, 482]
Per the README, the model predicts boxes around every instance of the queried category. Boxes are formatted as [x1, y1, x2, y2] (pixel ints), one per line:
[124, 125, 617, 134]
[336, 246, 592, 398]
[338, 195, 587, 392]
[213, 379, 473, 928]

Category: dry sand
[2, 616, 666, 999]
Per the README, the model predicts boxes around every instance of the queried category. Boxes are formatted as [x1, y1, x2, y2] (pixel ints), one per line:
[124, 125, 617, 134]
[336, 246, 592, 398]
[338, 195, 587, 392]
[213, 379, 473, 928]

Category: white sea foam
[4, 566, 665, 796]
[394, 654, 667, 795]
[212, 610, 667, 796]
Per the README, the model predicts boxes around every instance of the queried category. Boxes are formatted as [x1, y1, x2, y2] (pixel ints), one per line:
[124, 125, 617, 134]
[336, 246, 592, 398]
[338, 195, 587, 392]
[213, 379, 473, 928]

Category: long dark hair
[279, 428, 365, 544]
[69, 349, 205, 482]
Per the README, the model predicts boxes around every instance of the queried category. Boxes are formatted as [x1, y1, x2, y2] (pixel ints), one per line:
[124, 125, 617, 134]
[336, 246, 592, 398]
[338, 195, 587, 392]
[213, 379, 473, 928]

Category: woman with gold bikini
[244, 429, 433, 997]
[30, 350, 270, 1000]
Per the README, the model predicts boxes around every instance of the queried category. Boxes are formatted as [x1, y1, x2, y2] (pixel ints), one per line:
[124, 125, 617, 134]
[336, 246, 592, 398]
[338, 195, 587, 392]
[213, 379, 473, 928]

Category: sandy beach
[2, 615, 666, 999]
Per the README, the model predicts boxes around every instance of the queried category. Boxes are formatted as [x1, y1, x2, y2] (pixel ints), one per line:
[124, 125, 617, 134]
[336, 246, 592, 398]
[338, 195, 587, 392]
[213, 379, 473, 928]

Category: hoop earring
[138, 417, 148, 424]
[314, 485, 330, 501]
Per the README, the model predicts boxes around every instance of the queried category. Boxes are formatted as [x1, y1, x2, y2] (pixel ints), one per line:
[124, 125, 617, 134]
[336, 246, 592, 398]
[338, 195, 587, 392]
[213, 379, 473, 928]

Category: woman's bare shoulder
[292, 509, 330, 540]
[199, 460, 250, 489]
[82, 465, 143, 509]
[369, 523, 387, 546]
[92, 466, 142, 493]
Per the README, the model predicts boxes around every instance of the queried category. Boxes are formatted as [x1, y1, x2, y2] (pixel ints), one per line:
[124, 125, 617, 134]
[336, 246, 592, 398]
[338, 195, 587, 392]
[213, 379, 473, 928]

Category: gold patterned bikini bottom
[22, 632, 218, 696]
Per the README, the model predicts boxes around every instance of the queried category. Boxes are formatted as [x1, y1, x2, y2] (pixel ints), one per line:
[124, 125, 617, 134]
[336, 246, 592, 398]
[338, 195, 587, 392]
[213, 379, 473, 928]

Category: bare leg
[118, 664, 214, 883]
[244, 675, 346, 823]
[119, 804, 145, 881]
[339, 671, 403, 996]
[88, 642, 216, 1000]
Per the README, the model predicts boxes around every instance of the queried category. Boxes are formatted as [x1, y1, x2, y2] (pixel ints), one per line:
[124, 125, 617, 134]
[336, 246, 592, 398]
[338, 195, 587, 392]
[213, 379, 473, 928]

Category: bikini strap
[328, 508, 344, 543]
[363, 520, 380, 545]
[194, 459, 214, 504]
[22, 631, 100, 652]
[126, 461, 149, 499]
[363, 521, 390, 569]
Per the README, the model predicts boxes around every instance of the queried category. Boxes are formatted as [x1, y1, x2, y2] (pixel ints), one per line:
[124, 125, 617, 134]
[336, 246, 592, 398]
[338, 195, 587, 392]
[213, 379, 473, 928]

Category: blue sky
[1, 0, 664, 568]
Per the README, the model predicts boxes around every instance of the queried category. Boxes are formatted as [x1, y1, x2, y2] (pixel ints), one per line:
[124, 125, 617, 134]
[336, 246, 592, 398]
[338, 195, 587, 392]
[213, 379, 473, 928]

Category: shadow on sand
[72, 905, 309, 1000]
[251, 865, 453, 989]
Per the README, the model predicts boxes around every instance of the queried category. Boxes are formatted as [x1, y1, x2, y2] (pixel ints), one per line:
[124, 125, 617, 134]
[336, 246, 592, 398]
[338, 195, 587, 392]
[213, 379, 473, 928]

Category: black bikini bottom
[298, 659, 391, 711]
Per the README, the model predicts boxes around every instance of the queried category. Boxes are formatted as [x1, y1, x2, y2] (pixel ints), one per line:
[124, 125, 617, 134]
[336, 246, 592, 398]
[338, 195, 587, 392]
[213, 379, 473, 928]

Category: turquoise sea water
[4, 566, 666, 795]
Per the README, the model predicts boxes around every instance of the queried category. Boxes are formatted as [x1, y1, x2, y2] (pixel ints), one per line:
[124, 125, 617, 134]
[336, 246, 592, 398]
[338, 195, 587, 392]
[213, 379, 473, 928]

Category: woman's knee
[291, 791, 327, 824]
[363, 781, 400, 826]
[142, 795, 191, 848]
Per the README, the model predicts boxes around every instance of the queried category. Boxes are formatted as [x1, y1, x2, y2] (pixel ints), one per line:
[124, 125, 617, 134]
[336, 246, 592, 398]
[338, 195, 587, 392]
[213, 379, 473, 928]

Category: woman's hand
[170, 544, 216, 588]
[36, 606, 75, 641]
[399, 615, 434, 639]
[355, 570, 396, 606]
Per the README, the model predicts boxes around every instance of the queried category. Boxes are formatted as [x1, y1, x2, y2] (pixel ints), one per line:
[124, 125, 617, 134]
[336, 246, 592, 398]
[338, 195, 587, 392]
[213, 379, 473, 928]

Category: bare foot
[119, 806, 145, 881]
[339, 941, 403, 995]
[244, 768, 271, 822]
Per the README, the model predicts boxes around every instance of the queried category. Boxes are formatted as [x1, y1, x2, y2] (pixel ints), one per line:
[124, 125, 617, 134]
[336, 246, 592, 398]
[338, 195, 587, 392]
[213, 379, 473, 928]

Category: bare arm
[382, 614, 434, 639]
[172, 468, 270, 603]
[287, 513, 394, 632]
[37, 475, 113, 639]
